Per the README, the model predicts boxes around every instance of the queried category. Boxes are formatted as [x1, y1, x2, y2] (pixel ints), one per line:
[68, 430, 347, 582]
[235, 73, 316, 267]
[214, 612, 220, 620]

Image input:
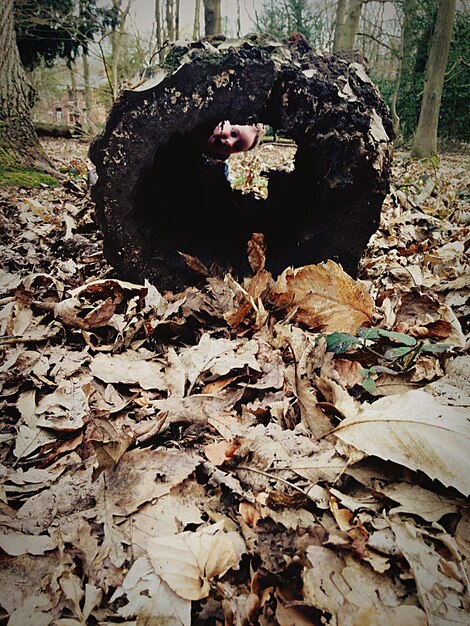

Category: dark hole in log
[89, 33, 395, 292]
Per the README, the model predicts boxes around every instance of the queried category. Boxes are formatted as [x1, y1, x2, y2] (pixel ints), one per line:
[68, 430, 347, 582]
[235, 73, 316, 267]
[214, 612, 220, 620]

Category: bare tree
[412, 0, 457, 157]
[108, 0, 134, 98]
[165, 0, 174, 41]
[236, 0, 241, 37]
[175, 0, 180, 39]
[193, 0, 201, 39]
[155, 0, 163, 54]
[204, 0, 222, 36]
[340, 0, 363, 50]
[0, 0, 43, 162]
[333, 0, 348, 52]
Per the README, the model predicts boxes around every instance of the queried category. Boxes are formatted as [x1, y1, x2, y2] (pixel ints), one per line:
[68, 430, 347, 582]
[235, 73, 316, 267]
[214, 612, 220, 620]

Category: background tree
[260, 0, 318, 42]
[106, 0, 134, 99]
[333, 0, 348, 52]
[412, 0, 457, 156]
[204, 0, 222, 36]
[14, 0, 99, 70]
[0, 0, 43, 162]
[192, 0, 201, 39]
[337, 0, 363, 50]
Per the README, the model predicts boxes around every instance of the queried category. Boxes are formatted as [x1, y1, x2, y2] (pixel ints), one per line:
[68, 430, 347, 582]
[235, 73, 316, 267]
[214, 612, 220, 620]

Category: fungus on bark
[89, 33, 394, 293]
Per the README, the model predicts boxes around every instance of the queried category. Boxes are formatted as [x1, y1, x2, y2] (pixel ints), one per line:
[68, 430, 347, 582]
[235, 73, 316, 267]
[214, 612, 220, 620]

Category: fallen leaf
[111, 556, 191, 625]
[375, 482, 459, 522]
[390, 517, 470, 626]
[148, 522, 239, 600]
[247, 232, 266, 273]
[268, 261, 374, 332]
[89, 351, 166, 390]
[0, 531, 56, 556]
[333, 389, 470, 496]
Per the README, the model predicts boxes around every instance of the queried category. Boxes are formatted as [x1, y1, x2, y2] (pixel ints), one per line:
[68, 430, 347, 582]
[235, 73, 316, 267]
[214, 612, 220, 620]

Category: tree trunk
[155, 0, 163, 62]
[89, 35, 394, 293]
[333, 0, 347, 52]
[340, 0, 363, 51]
[412, 0, 456, 158]
[236, 0, 241, 38]
[70, 63, 78, 124]
[0, 0, 43, 164]
[175, 0, 180, 39]
[109, 0, 134, 99]
[82, 52, 93, 131]
[204, 0, 222, 36]
[166, 0, 174, 41]
[193, 0, 201, 40]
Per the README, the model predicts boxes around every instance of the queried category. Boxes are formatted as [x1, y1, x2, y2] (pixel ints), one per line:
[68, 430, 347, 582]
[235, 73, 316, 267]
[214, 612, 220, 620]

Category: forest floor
[0, 137, 469, 625]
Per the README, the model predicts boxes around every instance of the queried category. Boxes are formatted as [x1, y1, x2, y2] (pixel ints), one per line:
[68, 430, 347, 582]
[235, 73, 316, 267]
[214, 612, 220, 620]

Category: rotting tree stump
[89, 33, 395, 293]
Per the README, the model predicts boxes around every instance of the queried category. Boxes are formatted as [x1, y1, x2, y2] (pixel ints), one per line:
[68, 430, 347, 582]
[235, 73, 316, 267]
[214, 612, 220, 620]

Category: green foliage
[259, 0, 318, 43]
[14, 0, 106, 70]
[397, 2, 470, 141]
[324, 327, 452, 395]
[0, 166, 58, 188]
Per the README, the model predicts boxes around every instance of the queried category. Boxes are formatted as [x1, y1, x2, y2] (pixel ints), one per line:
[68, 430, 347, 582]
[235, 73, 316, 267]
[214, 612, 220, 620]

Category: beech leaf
[332, 389, 470, 496]
[148, 522, 239, 600]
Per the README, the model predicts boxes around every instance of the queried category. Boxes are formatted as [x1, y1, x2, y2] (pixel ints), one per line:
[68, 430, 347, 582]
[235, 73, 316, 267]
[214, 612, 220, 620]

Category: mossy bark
[0, 0, 46, 167]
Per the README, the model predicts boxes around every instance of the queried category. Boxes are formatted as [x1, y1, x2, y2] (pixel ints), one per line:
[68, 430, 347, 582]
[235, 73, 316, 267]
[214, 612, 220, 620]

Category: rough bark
[333, 0, 348, 53]
[0, 0, 43, 163]
[340, 0, 363, 51]
[412, 0, 456, 158]
[89, 33, 395, 293]
[193, 0, 201, 40]
[204, 0, 222, 36]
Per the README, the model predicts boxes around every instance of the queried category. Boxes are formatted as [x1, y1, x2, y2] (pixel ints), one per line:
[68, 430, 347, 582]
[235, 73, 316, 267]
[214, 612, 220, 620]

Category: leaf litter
[0, 137, 469, 625]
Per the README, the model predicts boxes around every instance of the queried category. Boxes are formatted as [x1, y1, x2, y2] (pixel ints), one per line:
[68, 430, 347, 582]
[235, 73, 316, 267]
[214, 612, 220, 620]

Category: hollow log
[89, 33, 395, 292]
[35, 123, 73, 138]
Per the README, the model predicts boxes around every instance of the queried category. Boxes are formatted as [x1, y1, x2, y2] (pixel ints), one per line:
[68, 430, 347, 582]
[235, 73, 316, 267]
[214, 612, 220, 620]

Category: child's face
[207, 121, 258, 158]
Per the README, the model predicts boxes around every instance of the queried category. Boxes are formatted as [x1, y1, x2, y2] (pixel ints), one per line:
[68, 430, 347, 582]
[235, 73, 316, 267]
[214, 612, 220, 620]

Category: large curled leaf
[148, 522, 239, 600]
[268, 261, 374, 333]
[332, 389, 470, 496]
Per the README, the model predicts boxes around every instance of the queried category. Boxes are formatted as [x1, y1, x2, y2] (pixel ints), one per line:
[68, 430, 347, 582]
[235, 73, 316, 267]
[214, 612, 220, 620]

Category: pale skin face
[207, 121, 258, 159]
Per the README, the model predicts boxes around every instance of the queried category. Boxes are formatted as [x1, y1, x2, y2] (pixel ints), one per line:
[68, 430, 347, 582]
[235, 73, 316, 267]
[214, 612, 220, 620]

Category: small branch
[232, 464, 318, 507]
[0, 333, 60, 346]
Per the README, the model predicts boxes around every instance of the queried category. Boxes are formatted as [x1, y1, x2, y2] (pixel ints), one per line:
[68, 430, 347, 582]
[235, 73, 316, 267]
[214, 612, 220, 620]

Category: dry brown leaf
[239, 502, 263, 527]
[148, 522, 239, 600]
[390, 518, 470, 626]
[333, 389, 470, 496]
[110, 556, 191, 625]
[89, 351, 166, 390]
[375, 482, 459, 522]
[247, 232, 266, 273]
[54, 296, 116, 330]
[178, 251, 210, 277]
[302, 545, 414, 625]
[268, 261, 374, 332]
[204, 440, 238, 466]
[0, 531, 56, 556]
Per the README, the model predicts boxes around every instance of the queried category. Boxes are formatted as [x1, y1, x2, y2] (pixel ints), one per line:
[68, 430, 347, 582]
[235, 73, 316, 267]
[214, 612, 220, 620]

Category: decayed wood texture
[89, 34, 395, 292]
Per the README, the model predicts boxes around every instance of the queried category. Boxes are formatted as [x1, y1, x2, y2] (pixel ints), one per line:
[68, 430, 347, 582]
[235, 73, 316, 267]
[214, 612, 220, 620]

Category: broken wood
[89, 33, 395, 292]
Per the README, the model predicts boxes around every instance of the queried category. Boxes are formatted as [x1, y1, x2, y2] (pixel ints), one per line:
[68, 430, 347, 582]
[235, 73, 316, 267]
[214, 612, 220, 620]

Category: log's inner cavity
[133, 122, 316, 278]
